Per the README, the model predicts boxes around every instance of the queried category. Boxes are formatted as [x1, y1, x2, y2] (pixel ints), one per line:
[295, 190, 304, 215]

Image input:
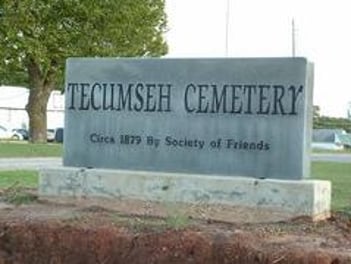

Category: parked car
[47, 129, 55, 142]
[0, 125, 24, 140]
[12, 128, 29, 140]
[54, 127, 64, 143]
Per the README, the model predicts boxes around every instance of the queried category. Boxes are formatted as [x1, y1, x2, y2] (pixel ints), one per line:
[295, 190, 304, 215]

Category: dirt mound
[0, 196, 350, 263]
[0, 221, 349, 264]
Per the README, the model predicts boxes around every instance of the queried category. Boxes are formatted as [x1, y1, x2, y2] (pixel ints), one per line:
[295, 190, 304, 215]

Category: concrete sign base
[39, 167, 331, 221]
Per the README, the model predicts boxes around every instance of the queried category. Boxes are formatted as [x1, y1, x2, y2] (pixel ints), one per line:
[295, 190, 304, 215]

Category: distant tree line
[313, 106, 351, 133]
[313, 116, 351, 133]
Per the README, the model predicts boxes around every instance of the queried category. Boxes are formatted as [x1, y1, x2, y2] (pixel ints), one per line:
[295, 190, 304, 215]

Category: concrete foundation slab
[39, 167, 331, 221]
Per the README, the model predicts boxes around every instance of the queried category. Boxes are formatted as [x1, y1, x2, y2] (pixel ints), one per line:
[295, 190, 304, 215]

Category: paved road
[0, 153, 349, 171]
[311, 153, 351, 163]
[0, 157, 62, 171]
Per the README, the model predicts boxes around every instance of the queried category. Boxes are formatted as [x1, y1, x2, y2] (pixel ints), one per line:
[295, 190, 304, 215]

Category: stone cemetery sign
[64, 58, 313, 180]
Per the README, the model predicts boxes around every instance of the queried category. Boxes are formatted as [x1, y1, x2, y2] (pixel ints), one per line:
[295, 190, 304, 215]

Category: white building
[0, 86, 64, 130]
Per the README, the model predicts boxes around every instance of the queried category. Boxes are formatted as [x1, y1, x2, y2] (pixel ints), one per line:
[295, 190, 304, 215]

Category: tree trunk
[26, 87, 51, 143]
[25, 57, 56, 143]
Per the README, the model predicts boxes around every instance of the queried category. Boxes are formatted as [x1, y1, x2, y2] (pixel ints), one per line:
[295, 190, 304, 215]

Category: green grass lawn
[0, 170, 38, 188]
[0, 142, 62, 157]
[311, 162, 351, 213]
[0, 170, 38, 205]
[0, 162, 349, 214]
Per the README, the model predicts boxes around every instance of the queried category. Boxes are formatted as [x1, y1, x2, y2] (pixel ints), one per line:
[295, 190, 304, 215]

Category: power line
[225, 0, 230, 56]
[292, 18, 296, 57]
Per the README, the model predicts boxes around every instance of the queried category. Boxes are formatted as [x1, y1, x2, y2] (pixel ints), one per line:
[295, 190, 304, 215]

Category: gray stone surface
[39, 167, 331, 221]
[64, 58, 313, 179]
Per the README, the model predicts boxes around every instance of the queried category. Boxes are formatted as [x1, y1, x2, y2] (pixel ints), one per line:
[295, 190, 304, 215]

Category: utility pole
[292, 18, 296, 57]
[225, 0, 230, 56]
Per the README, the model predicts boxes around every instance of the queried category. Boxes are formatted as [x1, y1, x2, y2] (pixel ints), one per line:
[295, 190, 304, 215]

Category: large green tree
[0, 0, 168, 143]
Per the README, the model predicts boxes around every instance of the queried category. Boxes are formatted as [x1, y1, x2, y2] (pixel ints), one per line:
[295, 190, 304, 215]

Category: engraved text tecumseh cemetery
[64, 58, 313, 180]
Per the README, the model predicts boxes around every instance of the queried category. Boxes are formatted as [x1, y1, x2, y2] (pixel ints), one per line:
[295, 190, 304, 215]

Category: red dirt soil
[0, 195, 350, 264]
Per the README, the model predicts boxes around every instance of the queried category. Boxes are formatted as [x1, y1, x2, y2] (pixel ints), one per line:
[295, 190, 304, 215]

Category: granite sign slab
[64, 58, 313, 180]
